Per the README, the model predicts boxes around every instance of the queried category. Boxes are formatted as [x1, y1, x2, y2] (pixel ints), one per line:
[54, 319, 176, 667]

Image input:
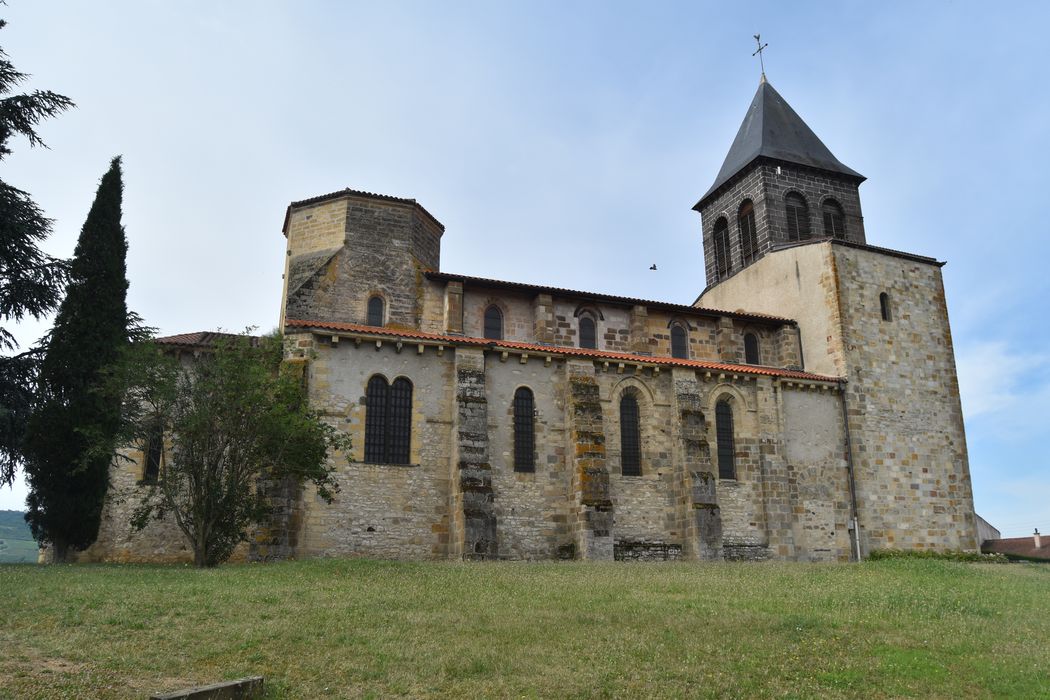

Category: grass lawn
[1, 558, 1047, 699]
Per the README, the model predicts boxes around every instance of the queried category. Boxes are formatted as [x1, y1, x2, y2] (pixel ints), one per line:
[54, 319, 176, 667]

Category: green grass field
[1, 558, 1047, 699]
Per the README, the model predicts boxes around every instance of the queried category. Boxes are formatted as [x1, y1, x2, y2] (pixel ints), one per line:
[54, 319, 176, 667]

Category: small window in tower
[822, 199, 846, 239]
[880, 292, 892, 322]
[513, 387, 535, 473]
[484, 305, 503, 340]
[367, 295, 385, 327]
[620, 390, 641, 476]
[716, 399, 736, 480]
[738, 200, 758, 266]
[671, 324, 688, 359]
[785, 192, 811, 242]
[579, 315, 597, 349]
[744, 332, 760, 364]
[713, 217, 731, 279]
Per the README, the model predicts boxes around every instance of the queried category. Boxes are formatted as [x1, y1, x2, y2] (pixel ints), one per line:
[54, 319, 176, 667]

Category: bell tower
[694, 79, 867, 289]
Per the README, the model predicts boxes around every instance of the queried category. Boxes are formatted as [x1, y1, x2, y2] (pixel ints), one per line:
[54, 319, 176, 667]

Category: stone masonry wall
[485, 354, 570, 559]
[292, 334, 454, 560]
[699, 162, 864, 287]
[833, 246, 977, 553]
[284, 194, 441, 330]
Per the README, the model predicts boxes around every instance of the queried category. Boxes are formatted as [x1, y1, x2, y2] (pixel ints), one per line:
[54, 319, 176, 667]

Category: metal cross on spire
[753, 34, 769, 82]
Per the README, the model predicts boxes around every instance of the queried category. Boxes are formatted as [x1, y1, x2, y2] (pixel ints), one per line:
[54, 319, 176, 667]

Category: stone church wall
[485, 355, 570, 559]
[832, 245, 977, 553]
[292, 334, 455, 560]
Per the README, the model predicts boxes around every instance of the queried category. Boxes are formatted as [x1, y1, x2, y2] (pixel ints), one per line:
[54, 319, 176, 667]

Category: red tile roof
[281, 187, 444, 235]
[981, 536, 1050, 561]
[284, 319, 841, 383]
[154, 331, 258, 348]
[424, 271, 794, 326]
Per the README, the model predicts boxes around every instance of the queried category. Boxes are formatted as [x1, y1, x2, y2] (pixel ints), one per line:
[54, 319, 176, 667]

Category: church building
[88, 79, 978, 563]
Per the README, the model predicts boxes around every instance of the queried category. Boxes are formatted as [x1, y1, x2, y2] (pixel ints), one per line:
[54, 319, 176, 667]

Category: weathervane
[753, 34, 768, 82]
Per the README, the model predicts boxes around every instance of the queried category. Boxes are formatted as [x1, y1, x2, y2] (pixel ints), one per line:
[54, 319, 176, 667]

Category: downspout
[839, 382, 862, 562]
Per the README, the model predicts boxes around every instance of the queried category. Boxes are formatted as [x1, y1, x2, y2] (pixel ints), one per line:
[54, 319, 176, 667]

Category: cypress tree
[24, 157, 128, 561]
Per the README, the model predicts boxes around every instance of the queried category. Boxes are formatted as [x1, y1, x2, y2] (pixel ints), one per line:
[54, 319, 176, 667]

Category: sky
[1, 1, 1047, 538]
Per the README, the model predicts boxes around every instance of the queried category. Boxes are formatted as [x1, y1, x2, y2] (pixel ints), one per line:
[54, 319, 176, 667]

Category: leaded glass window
[671, 325, 688, 359]
[367, 296, 385, 327]
[513, 387, 535, 472]
[579, 315, 596, 349]
[620, 392, 641, 476]
[716, 399, 736, 480]
[365, 375, 413, 464]
[484, 305, 503, 340]
[744, 333, 759, 365]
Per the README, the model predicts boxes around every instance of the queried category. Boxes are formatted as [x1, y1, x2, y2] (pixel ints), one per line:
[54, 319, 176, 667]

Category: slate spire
[696, 81, 864, 209]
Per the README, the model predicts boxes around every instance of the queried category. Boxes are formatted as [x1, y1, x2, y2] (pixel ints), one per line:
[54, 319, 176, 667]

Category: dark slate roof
[696, 80, 864, 209]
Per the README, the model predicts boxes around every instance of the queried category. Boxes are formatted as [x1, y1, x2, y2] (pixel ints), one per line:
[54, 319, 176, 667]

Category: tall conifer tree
[24, 157, 128, 561]
[0, 19, 74, 486]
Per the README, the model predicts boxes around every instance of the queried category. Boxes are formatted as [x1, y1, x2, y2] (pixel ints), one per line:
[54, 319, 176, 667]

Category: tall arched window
[738, 200, 758, 266]
[743, 333, 760, 364]
[142, 421, 163, 483]
[484, 305, 503, 340]
[785, 192, 810, 242]
[365, 375, 413, 464]
[713, 217, 731, 279]
[367, 295, 385, 327]
[513, 387, 535, 472]
[620, 390, 641, 476]
[671, 325, 688, 359]
[822, 199, 846, 239]
[880, 292, 892, 322]
[579, 315, 596, 349]
[715, 399, 736, 480]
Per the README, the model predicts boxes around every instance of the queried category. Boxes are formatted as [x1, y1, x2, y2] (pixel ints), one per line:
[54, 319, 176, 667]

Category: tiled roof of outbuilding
[981, 537, 1050, 561]
[284, 318, 841, 383]
[154, 331, 259, 348]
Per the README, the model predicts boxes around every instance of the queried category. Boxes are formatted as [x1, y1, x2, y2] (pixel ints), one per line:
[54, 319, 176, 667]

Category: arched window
[671, 325, 688, 359]
[484, 305, 503, 340]
[620, 390, 641, 476]
[744, 333, 760, 365]
[513, 387, 535, 472]
[738, 200, 758, 266]
[142, 421, 163, 483]
[715, 399, 736, 480]
[367, 295, 385, 327]
[785, 192, 810, 242]
[822, 199, 846, 239]
[880, 292, 892, 322]
[713, 217, 731, 279]
[579, 315, 596, 349]
[365, 375, 413, 464]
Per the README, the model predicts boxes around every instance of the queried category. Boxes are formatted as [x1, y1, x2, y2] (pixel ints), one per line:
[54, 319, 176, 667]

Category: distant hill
[0, 510, 37, 564]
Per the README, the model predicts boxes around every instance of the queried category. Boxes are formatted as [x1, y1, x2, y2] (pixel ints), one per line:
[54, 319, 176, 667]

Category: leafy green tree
[0, 19, 74, 486]
[24, 157, 128, 562]
[129, 334, 346, 567]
